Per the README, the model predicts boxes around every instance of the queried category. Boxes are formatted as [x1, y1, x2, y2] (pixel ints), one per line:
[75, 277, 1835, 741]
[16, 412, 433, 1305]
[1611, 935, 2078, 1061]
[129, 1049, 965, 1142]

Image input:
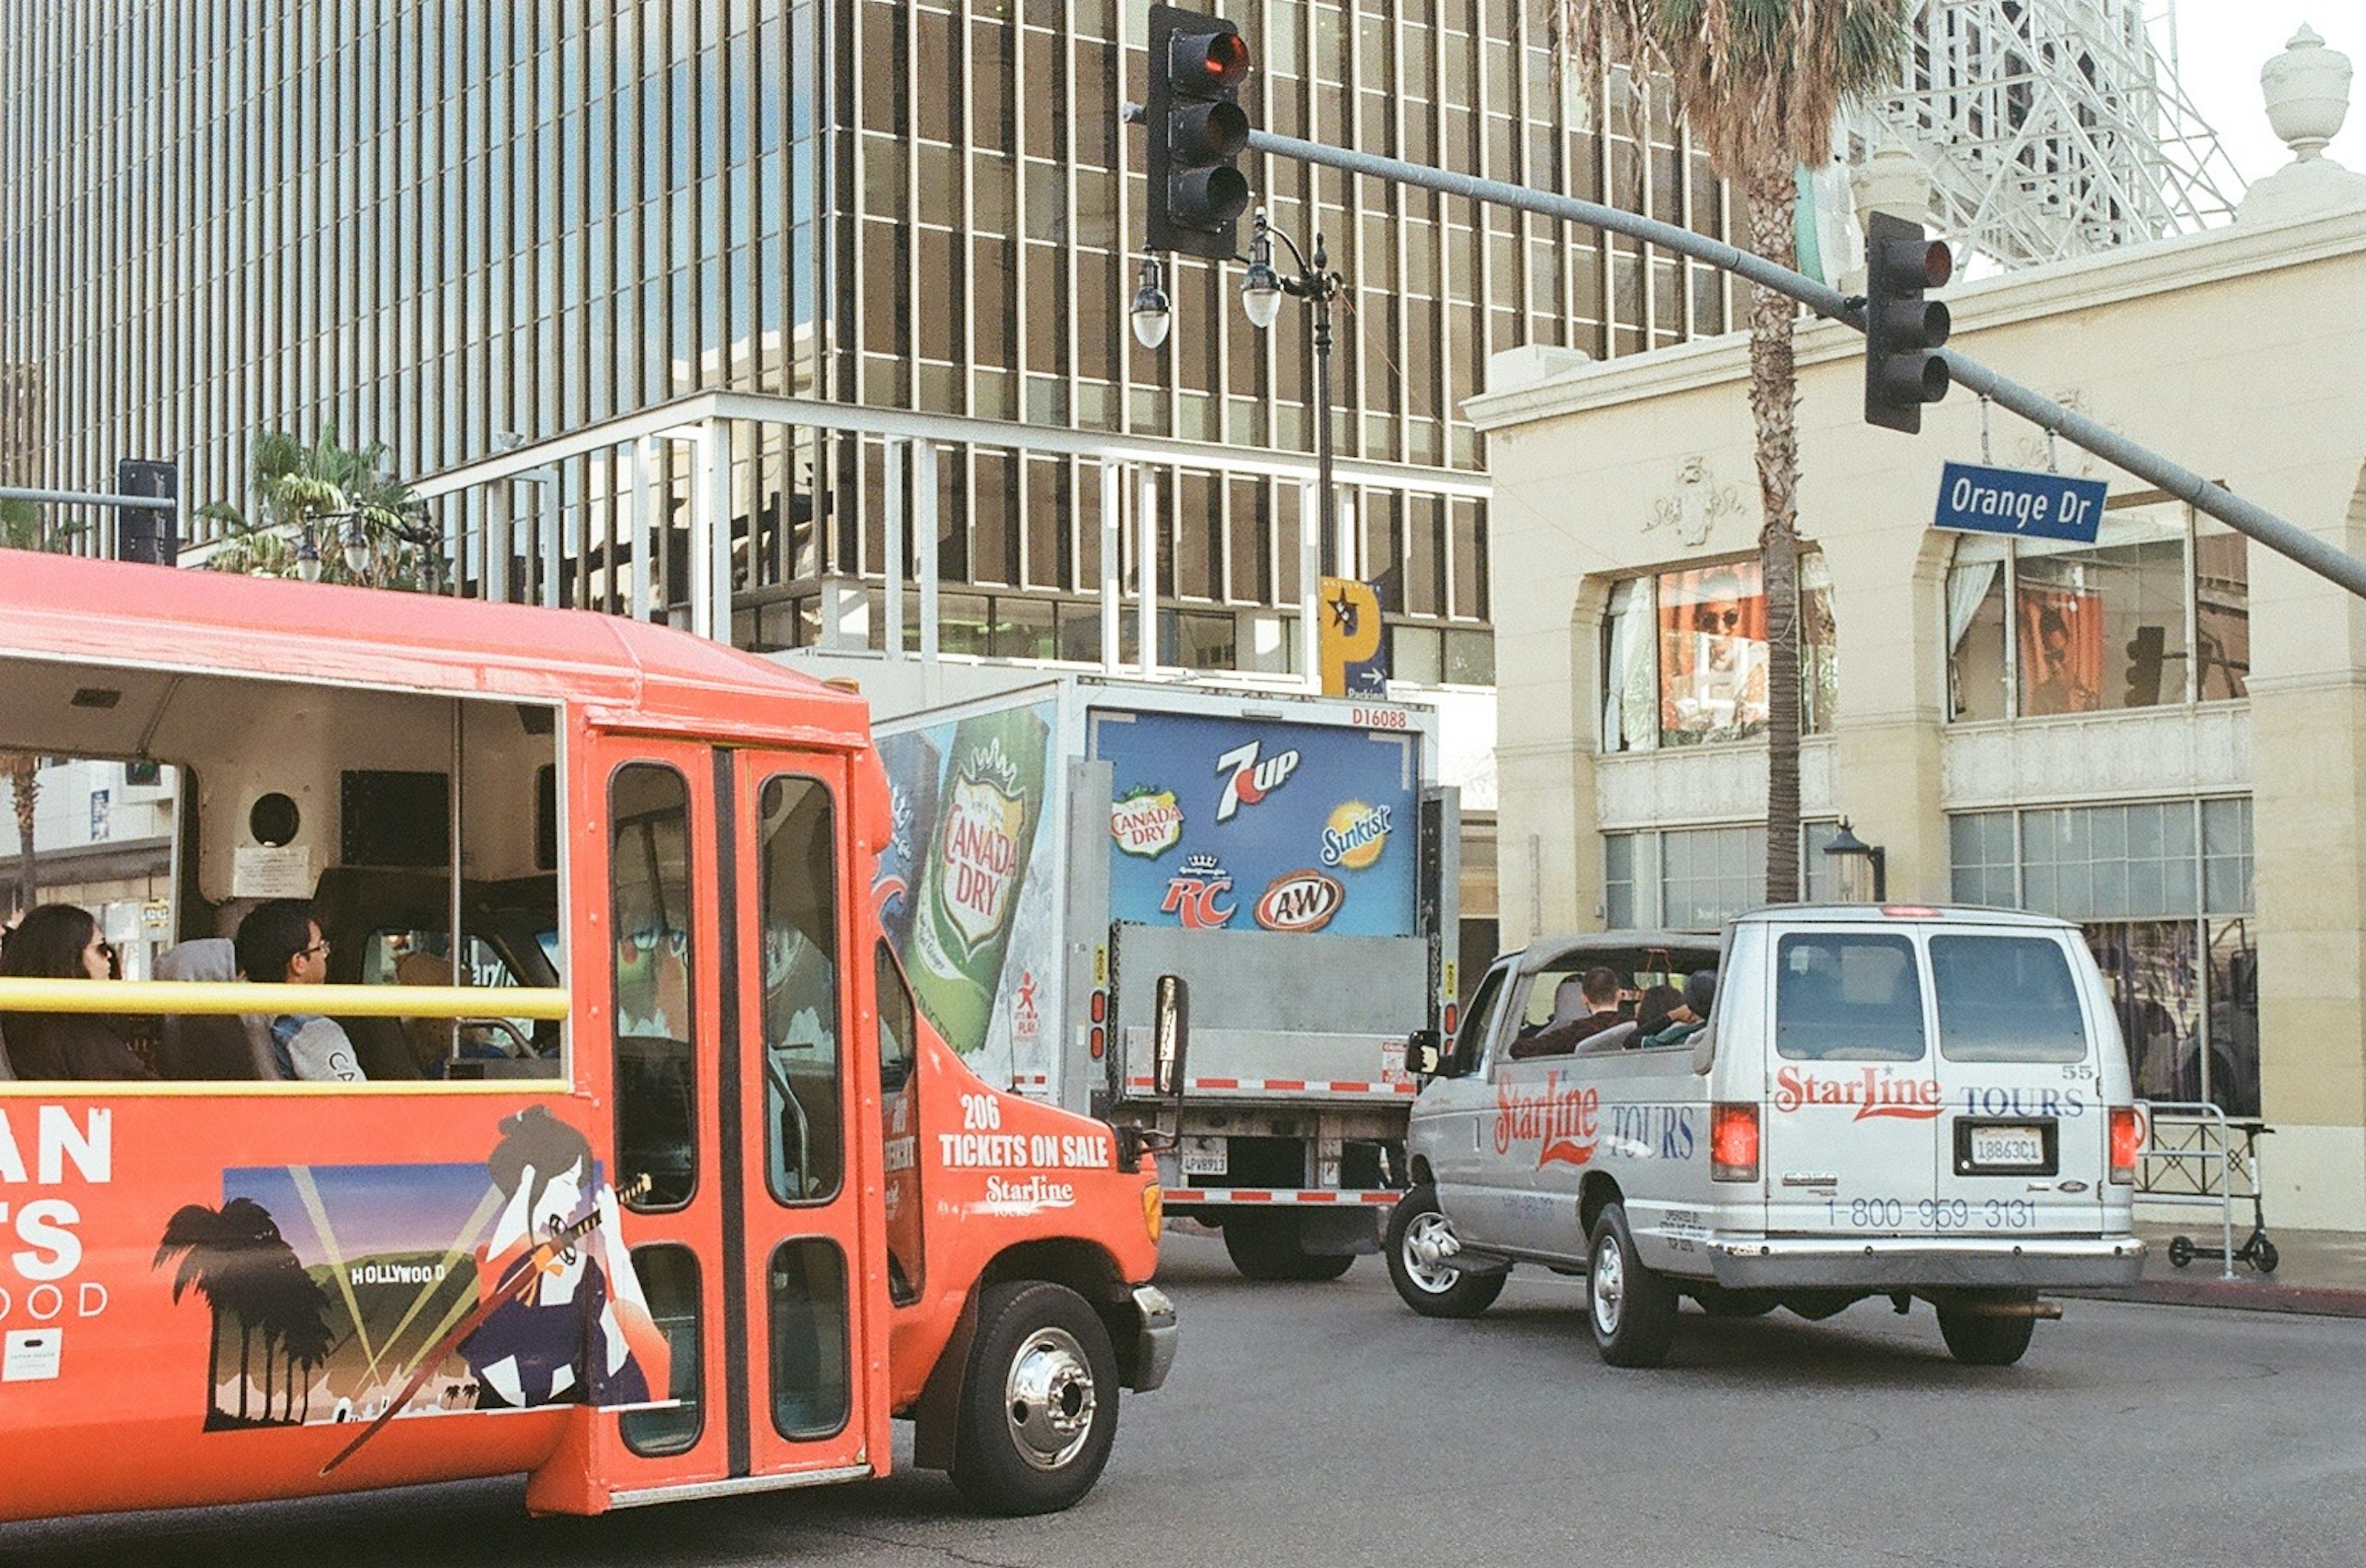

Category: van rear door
[1927, 927, 2110, 1235]
[1761, 927, 1945, 1237]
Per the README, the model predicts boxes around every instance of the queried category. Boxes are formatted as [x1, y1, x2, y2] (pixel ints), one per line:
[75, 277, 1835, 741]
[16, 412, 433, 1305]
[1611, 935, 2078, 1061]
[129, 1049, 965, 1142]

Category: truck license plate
[1181, 1137, 1228, 1177]
[1969, 1126, 2046, 1168]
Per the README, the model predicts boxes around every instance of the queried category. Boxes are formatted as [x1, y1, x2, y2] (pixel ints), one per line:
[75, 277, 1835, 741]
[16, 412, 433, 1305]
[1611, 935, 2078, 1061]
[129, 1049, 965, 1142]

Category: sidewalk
[2054, 1221, 2366, 1318]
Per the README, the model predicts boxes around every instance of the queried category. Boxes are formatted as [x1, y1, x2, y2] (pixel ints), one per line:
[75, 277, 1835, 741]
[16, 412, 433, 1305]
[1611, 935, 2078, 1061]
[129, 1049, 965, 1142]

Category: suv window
[1775, 932, 1926, 1062]
[1931, 935, 2089, 1063]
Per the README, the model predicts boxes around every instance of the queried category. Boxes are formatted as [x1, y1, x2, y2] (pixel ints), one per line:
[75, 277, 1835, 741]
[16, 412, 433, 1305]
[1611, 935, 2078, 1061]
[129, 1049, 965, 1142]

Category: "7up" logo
[1214, 739, 1301, 823]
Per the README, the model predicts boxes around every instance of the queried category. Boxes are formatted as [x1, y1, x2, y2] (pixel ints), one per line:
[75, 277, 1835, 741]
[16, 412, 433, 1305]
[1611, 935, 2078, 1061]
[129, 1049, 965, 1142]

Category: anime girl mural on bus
[156, 1107, 668, 1446]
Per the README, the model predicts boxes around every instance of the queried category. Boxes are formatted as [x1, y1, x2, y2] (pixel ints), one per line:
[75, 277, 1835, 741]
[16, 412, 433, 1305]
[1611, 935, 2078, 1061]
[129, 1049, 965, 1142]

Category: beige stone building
[1466, 152, 2366, 1229]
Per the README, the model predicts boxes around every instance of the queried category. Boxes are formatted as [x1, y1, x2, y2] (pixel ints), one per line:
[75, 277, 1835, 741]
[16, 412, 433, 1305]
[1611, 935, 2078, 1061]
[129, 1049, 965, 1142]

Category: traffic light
[1145, 5, 1253, 260]
[116, 457, 179, 565]
[1862, 211, 1953, 434]
[2124, 624, 2168, 707]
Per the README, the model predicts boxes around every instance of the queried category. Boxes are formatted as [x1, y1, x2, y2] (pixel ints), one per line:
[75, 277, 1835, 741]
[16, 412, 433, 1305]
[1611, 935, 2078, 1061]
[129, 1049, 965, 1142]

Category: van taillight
[2108, 1106, 2142, 1184]
[1711, 1102, 1760, 1182]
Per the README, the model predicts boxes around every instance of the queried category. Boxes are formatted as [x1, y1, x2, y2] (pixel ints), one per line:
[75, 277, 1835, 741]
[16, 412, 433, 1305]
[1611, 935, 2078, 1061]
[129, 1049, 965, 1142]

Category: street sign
[1317, 576, 1388, 697]
[1932, 460, 2106, 544]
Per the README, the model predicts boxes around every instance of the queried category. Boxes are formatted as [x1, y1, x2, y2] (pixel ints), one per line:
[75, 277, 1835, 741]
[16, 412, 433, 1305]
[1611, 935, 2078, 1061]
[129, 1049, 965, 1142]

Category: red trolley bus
[0, 550, 1176, 1521]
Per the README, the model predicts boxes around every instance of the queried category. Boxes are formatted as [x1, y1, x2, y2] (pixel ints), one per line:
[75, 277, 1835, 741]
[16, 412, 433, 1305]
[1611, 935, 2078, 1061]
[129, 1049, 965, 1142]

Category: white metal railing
[2133, 1099, 2260, 1280]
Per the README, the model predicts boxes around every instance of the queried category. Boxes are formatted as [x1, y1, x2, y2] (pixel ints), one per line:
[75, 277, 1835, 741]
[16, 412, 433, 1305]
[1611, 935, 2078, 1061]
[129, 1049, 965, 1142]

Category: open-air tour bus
[0, 549, 1176, 1522]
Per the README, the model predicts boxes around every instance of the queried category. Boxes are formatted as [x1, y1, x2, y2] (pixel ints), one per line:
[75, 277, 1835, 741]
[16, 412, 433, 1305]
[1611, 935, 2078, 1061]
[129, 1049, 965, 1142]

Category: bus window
[768, 1238, 852, 1441]
[620, 1243, 704, 1457]
[758, 776, 842, 1206]
[612, 763, 698, 1211]
[878, 940, 924, 1305]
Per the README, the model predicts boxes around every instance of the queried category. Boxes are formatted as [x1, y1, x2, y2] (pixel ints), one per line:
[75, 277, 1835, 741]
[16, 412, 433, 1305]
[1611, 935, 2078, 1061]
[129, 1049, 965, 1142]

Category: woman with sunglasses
[0, 903, 157, 1080]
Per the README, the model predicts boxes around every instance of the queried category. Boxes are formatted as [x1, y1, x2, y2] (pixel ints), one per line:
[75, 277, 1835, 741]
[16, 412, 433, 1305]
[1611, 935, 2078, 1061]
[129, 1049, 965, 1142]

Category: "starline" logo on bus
[1773, 1066, 1944, 1121]
[1495, 1074, 1600, 1167]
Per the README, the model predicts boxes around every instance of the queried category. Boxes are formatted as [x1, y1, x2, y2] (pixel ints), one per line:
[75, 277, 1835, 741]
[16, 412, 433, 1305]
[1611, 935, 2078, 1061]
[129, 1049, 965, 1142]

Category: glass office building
[2, 1, 1739, 676]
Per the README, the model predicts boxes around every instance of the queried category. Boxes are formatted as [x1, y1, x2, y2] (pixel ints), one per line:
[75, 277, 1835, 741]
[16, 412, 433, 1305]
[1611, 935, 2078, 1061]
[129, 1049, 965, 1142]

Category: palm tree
[1555, 0, 1911, 900]
[154, 1196, 287, 1425]
[197, 426, 441, 591]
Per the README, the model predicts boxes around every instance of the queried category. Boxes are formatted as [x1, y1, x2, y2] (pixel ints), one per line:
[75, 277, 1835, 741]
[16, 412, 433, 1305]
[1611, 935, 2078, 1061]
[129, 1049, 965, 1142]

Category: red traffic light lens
[1922, 240, 1954, 289]
[1201, 30, 1250, 85]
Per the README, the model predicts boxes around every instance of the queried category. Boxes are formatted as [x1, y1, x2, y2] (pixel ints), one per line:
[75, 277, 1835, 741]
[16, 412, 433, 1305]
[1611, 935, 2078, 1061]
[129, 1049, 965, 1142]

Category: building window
[1945, 500, 2247, 722]
[1603, 821, 1843, 930]
[1946, 798, 2256, 1115]
[1601, 554, 1834, 753]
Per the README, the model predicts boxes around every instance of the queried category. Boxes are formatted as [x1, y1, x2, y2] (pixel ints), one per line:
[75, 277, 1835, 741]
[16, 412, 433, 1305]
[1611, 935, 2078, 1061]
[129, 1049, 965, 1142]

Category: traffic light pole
[1237, 126, 2366, 604]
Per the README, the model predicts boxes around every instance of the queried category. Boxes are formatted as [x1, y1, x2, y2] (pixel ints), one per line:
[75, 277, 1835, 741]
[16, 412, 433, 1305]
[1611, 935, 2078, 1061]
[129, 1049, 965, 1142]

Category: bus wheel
[951, 1281, 1120, 1516]
[1587, 1202, 1677, 1368]
[1221, 1211, 1356, 1281]
[1385, 1186, 1506, 1318]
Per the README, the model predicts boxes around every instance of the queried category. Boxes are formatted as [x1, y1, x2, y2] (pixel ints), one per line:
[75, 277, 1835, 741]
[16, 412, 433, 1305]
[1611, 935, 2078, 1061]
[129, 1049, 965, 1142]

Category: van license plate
[1970, 1126, 2046, 1168]
[1181, 1137, 1228, 1177]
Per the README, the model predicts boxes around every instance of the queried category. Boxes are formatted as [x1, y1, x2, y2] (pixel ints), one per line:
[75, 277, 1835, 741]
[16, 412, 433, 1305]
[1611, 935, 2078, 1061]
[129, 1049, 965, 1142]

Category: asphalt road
[6, 1230, 2363, 1567]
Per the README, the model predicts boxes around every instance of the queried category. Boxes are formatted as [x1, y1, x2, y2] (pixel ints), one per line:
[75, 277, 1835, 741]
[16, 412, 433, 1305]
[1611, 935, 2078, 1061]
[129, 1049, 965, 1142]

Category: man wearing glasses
[235, 898, 368, 1082]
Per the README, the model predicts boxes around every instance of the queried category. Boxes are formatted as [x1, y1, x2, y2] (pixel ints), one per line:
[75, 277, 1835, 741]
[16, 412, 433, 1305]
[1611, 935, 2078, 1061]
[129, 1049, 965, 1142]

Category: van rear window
[1930, 935, 2089, 1063]
[1775, 933, 1926, 1062]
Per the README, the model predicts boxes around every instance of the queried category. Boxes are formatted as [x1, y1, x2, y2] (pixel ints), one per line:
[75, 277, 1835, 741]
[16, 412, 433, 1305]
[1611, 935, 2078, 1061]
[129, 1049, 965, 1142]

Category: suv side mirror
[1153, 973, 1190, 1100]
[1406, 1028, 1443, 1078]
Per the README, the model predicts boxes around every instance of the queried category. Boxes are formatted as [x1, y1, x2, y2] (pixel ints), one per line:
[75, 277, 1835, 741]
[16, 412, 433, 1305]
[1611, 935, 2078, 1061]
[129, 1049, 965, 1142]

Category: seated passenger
[1636, 972, 1715, 1048]
[155, 936, 278, 1079]
[1507, 966, 1625, 1060]
[235, 898, 367, 1082]
[0, 903, 158, 1080]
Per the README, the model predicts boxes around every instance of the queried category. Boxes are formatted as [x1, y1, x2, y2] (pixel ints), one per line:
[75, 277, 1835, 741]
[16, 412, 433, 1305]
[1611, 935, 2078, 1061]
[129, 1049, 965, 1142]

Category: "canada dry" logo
[1254, 869, 1343, 933]
[1773, 1066, 1943, 1121]
[939, 745, 1026, 953]
[1110, 788, 1184, 858]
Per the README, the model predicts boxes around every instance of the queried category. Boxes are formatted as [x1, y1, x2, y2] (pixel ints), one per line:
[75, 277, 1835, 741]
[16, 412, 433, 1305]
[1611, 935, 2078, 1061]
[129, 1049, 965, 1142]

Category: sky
[2166, 2, 2359, 189]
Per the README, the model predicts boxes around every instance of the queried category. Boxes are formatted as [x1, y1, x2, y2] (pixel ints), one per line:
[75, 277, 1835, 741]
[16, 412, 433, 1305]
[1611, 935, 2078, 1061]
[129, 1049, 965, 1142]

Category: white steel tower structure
[1855, 0, 2243, 267]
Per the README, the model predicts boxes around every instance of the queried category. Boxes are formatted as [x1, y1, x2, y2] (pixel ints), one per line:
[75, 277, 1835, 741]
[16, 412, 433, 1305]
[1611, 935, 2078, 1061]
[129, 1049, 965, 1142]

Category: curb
[2052, 1280, 2366, 1319]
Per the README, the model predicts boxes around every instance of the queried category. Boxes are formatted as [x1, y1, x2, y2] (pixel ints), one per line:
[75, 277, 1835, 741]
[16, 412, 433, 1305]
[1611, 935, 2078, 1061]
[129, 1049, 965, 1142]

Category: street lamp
[1822, 818, 1888, 903]
[293, 520, 323, 583]
[1129, 256, 1173, 349]
[1239, 207, 1343, 577]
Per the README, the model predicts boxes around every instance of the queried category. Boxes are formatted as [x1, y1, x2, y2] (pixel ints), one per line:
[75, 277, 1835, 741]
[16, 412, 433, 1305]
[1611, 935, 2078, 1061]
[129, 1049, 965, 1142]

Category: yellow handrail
[0, 978, 571, 1021]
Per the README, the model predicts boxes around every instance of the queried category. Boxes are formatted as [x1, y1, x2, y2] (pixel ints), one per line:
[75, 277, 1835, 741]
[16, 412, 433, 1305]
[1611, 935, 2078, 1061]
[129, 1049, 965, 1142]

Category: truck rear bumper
[1127, 1285, 1179, 1393]
[1704, 1235, 2148, 1291]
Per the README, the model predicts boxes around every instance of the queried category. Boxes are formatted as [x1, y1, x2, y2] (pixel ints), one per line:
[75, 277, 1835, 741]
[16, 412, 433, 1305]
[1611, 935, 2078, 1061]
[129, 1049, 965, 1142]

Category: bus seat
[155, 938, 278, 1080]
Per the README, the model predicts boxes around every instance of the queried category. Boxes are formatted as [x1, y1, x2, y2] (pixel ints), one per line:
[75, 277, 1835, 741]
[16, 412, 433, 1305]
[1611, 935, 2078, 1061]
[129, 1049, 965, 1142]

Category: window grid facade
[3, 1, 1738, 668]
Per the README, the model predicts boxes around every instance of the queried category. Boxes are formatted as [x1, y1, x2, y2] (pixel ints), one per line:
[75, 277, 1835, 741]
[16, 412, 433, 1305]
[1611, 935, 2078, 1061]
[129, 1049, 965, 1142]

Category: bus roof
[0, 549, 871, 747]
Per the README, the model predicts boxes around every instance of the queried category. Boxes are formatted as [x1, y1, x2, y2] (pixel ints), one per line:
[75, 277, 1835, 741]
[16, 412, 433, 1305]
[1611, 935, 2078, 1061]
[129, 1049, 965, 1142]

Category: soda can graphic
[907, 706, 1050, 1053]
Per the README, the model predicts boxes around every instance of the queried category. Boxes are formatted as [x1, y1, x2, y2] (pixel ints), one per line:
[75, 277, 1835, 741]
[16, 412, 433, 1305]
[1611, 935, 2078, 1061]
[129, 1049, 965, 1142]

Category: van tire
[1691, 1284, 1779, 1319]
[1222, 1212, 1355, 1281]
[1587, 1203, 1678, 1368]
[1935, 1294, 2039, 1367]
[949, 1282, 1120, 1515]
[1385, 1187, 1506, 1318]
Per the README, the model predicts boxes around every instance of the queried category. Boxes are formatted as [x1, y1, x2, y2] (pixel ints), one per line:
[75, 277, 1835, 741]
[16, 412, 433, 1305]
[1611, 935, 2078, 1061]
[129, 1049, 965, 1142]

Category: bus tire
[1221, 1211, 1355, 1281]
[1587, 1202, 1677, 1368]
[949, 1281, 1120, 1516]
[1385, 1186, 1506, 1318]
[1935, 1294, 2038, 1367]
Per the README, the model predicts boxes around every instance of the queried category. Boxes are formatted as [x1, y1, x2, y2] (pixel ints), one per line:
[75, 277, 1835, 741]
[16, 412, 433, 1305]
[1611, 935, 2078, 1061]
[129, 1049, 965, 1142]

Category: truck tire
[949, 1281, 1120, 1515]
[1586, 1202, 1678, 1368]
[1935, 1293, 2038, 1367]
[1221, 1211, 1356, 1282]
[1384, 1187, 1506, 1318]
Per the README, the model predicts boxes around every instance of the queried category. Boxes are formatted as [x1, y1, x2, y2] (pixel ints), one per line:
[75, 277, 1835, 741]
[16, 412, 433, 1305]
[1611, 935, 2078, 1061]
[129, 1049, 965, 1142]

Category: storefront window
[1600, 554, 1832, 753]
[1947, 798, 2256, 1115]
[1945, 501, 2246, 722]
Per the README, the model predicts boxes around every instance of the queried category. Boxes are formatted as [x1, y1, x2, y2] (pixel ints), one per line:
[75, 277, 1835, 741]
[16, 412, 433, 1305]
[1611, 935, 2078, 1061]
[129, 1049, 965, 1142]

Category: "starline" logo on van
[1495, 1074, 1600, 1166]
[1773, 1066, 1943, 1121]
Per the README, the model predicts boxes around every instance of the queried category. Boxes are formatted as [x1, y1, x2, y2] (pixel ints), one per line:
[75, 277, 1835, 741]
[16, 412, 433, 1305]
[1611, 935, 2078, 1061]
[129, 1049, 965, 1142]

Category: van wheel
[1385, 1187, 1506, 1318]
[950, 1282, 1120, 1516]
[1935, 1293, 2038, 1367]
[1221, 1211, 1355, 1281]
[1691, 1284, 1778, 1319]
[1587, 1203, 1677, 1368]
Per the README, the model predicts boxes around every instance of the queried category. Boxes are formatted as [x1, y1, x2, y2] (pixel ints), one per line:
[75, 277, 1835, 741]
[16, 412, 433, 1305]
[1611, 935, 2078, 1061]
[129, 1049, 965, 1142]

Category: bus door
[726, 749, 884, 1484]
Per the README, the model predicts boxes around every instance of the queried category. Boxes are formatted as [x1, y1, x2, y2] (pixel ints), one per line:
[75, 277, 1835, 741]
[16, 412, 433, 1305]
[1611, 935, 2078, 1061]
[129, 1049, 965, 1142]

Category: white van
[1389, 906, 2147, 1367]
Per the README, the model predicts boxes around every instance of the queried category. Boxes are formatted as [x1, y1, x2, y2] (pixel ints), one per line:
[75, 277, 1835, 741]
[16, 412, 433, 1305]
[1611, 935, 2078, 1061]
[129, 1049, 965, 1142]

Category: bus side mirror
[1407, 1028, 1443, 1078]
[1153, 974, 1190, 1101]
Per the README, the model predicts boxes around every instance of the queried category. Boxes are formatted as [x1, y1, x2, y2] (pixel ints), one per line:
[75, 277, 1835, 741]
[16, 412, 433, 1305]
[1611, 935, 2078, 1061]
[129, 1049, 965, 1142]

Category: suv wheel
[1384, 1186, 1506, 1318]
[1587, 1201, 1677, 1368]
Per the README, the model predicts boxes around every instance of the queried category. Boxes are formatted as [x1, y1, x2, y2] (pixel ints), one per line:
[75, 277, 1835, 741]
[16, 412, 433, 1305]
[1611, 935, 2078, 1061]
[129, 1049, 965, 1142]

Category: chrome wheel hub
[1591, 1235, 1625, 1335]
[1004, 1326, 1097, 1471]
[1402, 1210, 1465, 1293]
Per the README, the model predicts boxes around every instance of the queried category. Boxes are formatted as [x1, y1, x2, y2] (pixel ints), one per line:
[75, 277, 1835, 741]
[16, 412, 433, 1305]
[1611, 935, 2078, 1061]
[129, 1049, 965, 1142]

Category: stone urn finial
[2264, 24, 2352, 162]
